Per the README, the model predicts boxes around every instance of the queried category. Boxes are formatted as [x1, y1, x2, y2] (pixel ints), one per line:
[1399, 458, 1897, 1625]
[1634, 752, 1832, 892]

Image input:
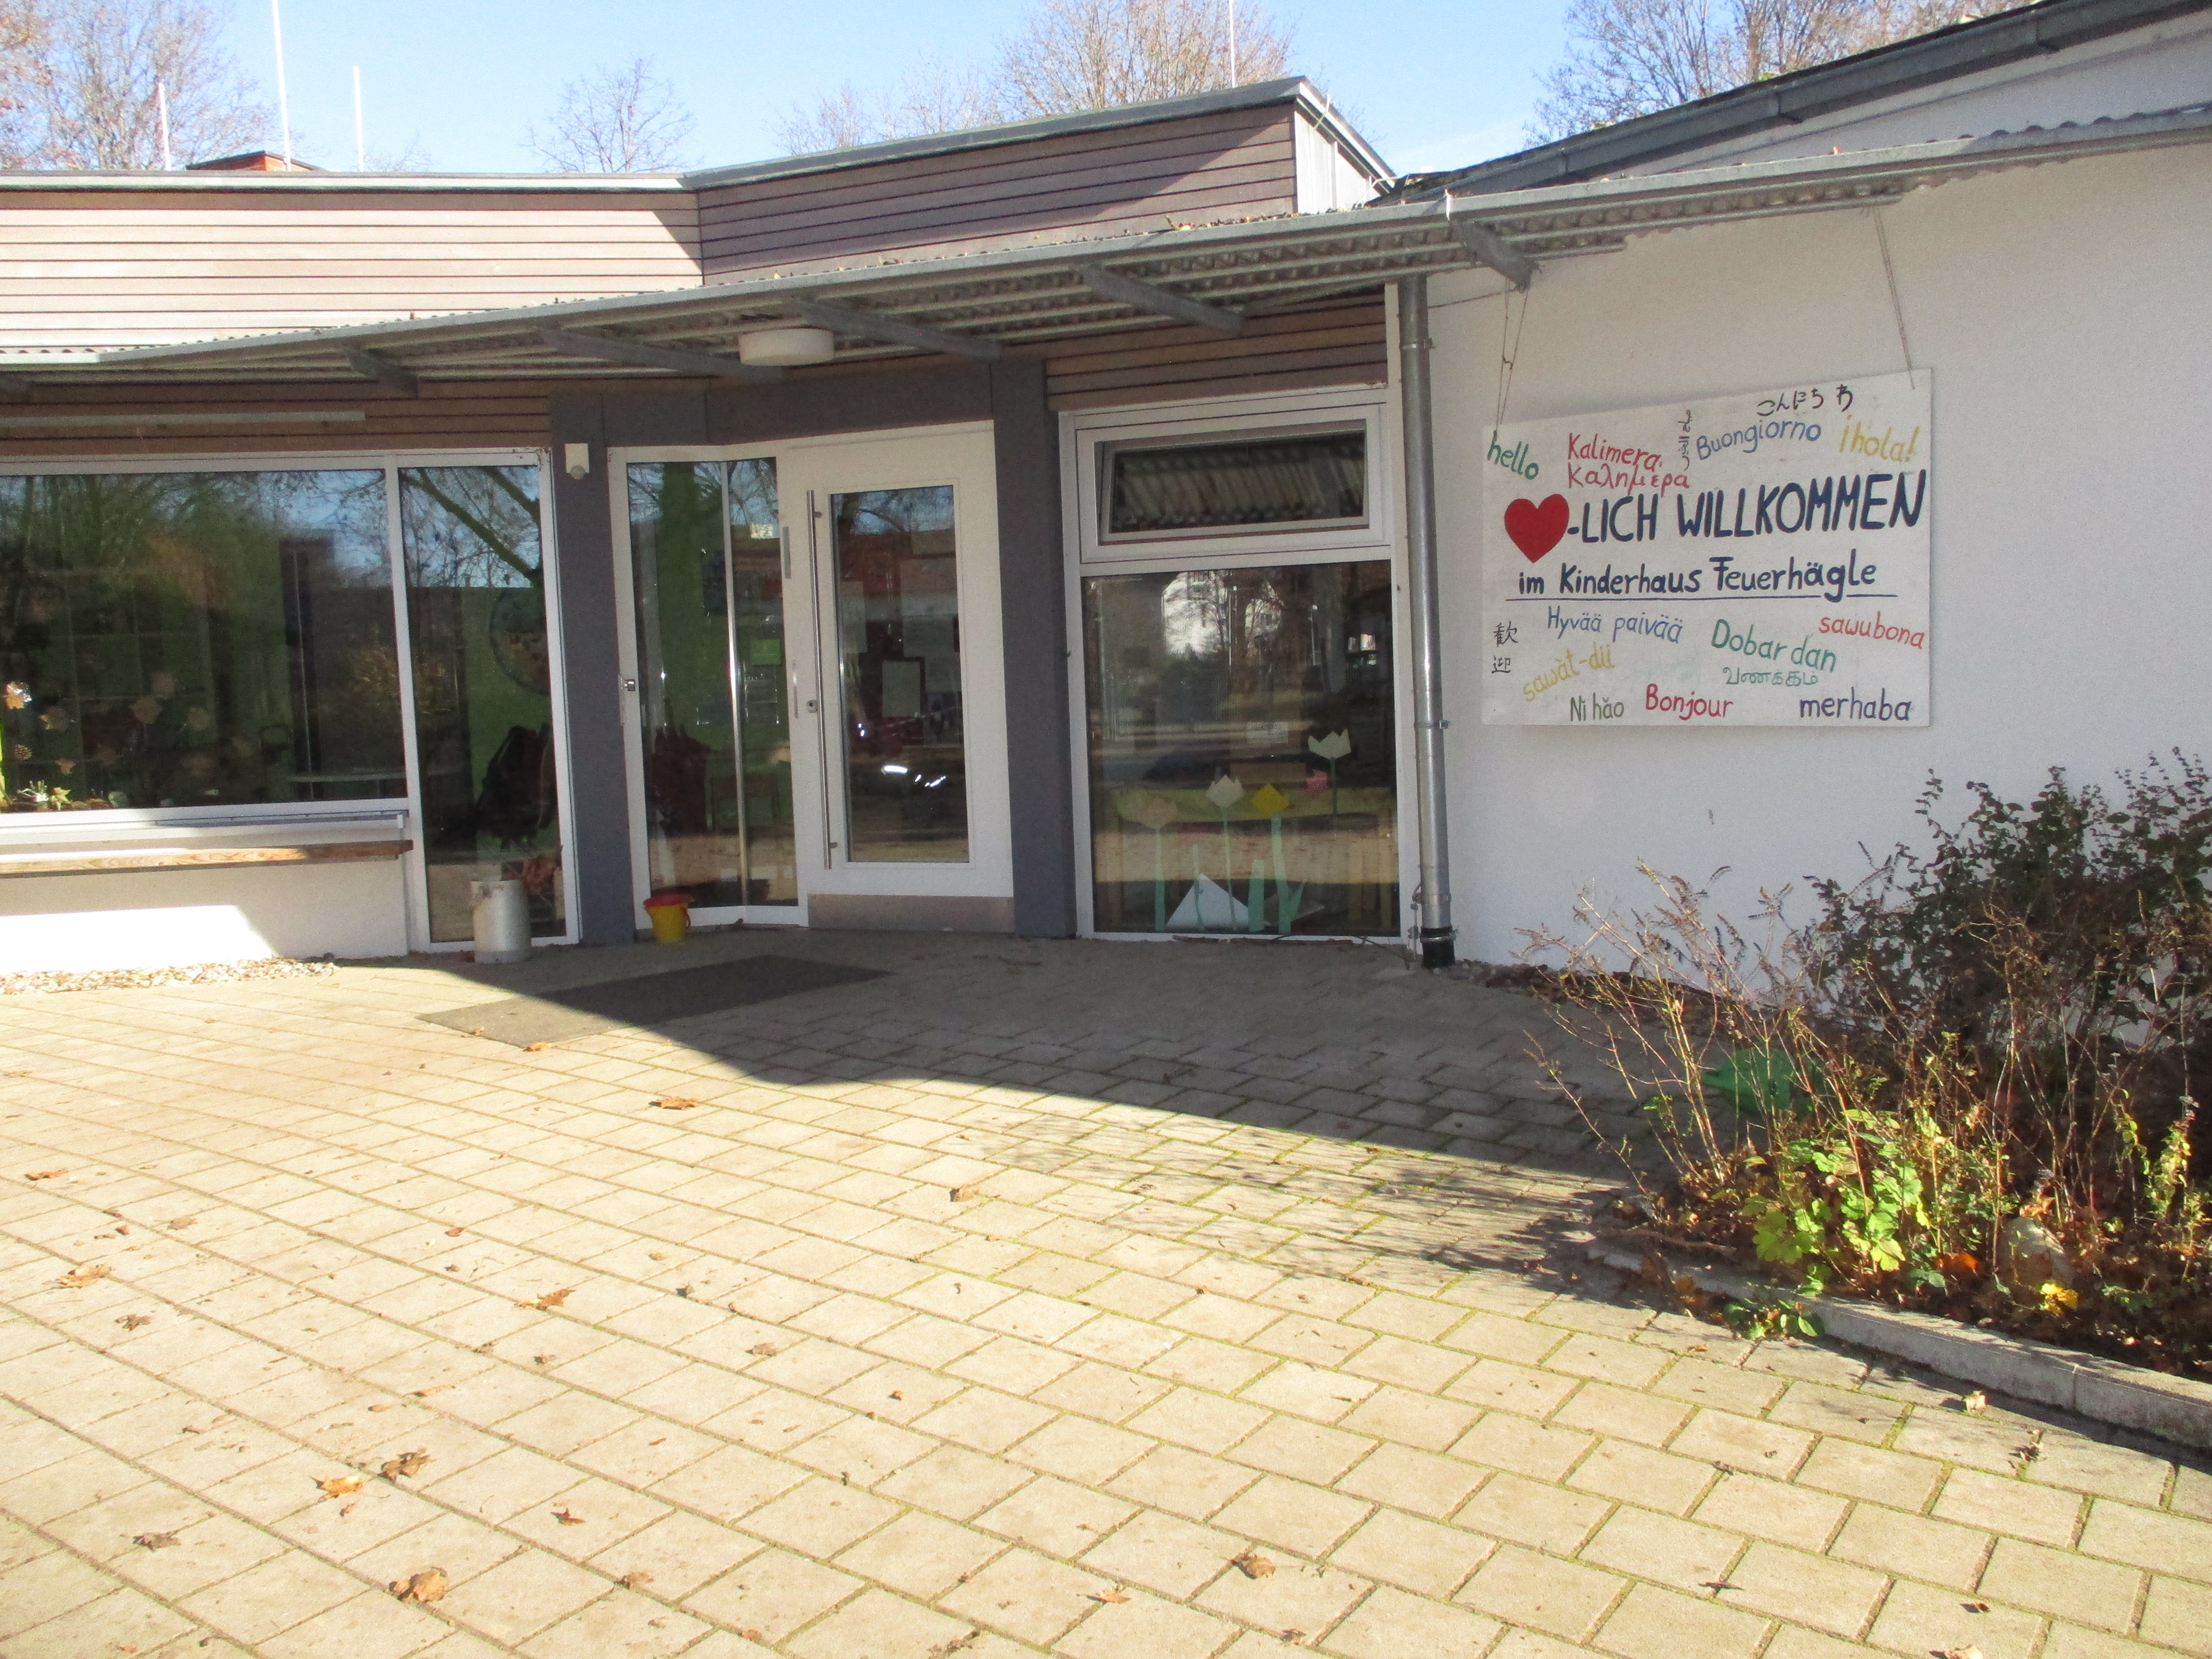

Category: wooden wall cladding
[0, 381, 561, 460]
[0, 190, 702, 350]
[1041, 297, 1387, 410]
[698, 106, 1298, 277]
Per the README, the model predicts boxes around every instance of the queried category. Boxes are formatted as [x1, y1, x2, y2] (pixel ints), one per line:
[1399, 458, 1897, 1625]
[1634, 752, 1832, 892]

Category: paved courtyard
[0, 931, 2206, 1659]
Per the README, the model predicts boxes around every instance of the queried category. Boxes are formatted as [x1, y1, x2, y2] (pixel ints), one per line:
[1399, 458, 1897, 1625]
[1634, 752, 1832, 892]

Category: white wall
[1635, 12, 2212, 170]
[0, 861, 409, 973]
[1429, 144, 2212, 962]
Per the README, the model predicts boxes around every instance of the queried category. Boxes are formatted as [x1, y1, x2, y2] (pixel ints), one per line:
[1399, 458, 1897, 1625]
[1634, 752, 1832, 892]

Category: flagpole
[271, 0, 292, 168]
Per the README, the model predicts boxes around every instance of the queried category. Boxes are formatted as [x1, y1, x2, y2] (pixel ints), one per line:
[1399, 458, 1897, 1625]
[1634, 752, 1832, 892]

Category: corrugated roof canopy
[3, 103, 2204, 393]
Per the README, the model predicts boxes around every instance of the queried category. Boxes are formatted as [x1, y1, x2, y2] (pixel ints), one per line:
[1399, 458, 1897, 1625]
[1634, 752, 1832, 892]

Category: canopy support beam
[340, 344, 419, 395]
[1079, 264, 1243, 334]
[538, 326, 782, 382]
[798, 301, 1001, 361]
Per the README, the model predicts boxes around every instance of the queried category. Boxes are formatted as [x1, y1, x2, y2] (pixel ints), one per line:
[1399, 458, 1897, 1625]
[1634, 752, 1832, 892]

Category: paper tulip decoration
[1308, 730, 1351, 817]
[1118, 793, 1179, 931]
[1205, 774, 1245, 925]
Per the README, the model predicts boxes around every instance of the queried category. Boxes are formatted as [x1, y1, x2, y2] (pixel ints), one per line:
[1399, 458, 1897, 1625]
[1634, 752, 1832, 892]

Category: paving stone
[0, 939, 2188, 1659]
[1457, 1541, 1625, 1640]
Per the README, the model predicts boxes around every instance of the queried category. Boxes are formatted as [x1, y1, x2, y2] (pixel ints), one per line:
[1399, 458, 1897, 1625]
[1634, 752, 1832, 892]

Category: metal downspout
[1398, 276, 1456, 969]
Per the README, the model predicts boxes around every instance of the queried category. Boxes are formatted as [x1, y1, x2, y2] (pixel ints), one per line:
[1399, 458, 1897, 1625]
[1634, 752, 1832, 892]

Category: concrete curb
[1583, 1240, 2212, 1451]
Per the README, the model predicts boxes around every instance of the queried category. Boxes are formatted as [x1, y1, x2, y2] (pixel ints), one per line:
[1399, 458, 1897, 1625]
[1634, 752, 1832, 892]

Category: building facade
[2, 0, 2208, 973]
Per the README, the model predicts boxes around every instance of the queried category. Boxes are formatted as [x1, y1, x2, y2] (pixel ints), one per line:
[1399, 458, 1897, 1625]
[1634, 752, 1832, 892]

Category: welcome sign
[1480, 372, 1931, 726]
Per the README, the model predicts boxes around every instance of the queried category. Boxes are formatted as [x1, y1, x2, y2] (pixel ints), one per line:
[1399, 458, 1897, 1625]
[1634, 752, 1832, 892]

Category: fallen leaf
[340, 1503, 357, 1517]
[523, 1042, 552, 1052]
[369, 1402, 397, 1412]
[445, 1227, 464, 1237]
[1280, 1633, 1307, 1646]
[553, 1507, 585, 1526]
[1964, 1601, 1990, 1613]
[620, 1569, 654, 1589]
[56, 1262, 110, 1288]
[1961, 1390, 1989, 1414]
[949, 1185, 981, 1201]
[469, 1027, 485, 1036]
[390, 1567, 448, 1604]
[1088, 1588, 1129, 1604]
[1231, 1550, 1275, 1579]
[927, 1633, 981, 1659]
[739, 1631, 765, 1643]
[649, 1251, 669, 1261]
[117, 1313, 154, 1330]
[1702, 1580, 1740, 1592]
[1938, 1647, 1984, 1659]
[318, 1475, 363, 1498]
[380, 1450, 431, 1481]
[518, 1287, 575, 1310]
[652, 1097, 700, 1110]
[748, 1341, 781, 1356]
[533, 1353, 556, 1366]
[167, 1216, 194, 1228]
[133, 1531, 179, 1550]
[24, 1169, 67, 1180]
[411, 1385, 453, 1398]
[890, 1390, 905, 1401]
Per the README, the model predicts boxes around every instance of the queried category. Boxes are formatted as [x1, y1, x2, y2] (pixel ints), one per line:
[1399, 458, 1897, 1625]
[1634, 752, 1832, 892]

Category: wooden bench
[0, 841, 414, 878]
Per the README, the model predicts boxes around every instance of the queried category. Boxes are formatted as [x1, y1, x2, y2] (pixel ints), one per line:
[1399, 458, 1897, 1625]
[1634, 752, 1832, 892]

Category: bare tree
[999, 0, 1288, 119]
[775, 60, 1007, 155]
[0, 0, 265, 170]
[529, 56, 696, 173]
[1531, 0, 1967, 140]
[774, 0, 1291, 156]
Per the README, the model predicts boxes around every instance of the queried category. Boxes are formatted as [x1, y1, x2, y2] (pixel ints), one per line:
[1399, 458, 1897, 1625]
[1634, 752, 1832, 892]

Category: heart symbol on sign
[1504, 495, 1569, 561]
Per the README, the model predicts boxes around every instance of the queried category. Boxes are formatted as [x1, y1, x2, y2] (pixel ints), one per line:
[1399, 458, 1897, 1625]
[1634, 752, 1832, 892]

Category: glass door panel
[398, 464, 564, 944]
[729, 461, 797, 904]
[1083, 559, 1398, 936]
[626, 458, 795, 912]
[828, 485, 968, 863]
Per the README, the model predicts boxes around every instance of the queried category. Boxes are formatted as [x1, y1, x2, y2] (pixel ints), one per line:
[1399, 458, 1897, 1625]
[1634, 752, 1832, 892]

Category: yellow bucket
[644, 892, 690, 945]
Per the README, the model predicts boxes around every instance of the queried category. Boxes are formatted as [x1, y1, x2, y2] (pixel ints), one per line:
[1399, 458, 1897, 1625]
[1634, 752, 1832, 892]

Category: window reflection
[398, 465, 563, 943]
[832, 486, 968, 863]
[0, 469, 401, 814]
[1086, 561, 1397, 935]
[627, 459, 794, 908]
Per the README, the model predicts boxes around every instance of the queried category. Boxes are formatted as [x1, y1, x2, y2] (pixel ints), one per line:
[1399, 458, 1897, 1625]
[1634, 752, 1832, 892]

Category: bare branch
[528, 56, 695, 173]
[1529, 0, 1969, 144]
[0, 0, 267, 170]
[772, 0, 1294, 156]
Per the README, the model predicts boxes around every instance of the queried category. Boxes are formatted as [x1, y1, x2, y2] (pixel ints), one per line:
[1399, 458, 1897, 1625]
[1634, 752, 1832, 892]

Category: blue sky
[226, 1, 1569, 176]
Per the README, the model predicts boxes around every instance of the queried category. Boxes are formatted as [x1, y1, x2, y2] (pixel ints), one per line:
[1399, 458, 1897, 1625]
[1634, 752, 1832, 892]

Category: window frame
[1059, 386, 1416, 943]
[1070, 390, 1393, 569]
[0, 447, 576, 953]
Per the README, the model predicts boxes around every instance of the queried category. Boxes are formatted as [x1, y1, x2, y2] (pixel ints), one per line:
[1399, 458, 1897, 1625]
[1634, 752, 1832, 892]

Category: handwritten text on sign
[1480, 373, 1930, 727]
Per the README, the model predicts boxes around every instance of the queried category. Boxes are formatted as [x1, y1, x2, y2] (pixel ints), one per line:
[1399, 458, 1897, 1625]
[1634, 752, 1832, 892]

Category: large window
[1085, 560, 1398, 936]
[398, 465, 566, 944]
[0, 469, 403, 814]
[0, 457, 568, 949]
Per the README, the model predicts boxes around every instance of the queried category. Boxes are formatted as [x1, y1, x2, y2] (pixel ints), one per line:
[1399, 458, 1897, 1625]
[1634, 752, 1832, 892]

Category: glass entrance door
[624, 458, 797, 917]
[620, 425, 1012, 930]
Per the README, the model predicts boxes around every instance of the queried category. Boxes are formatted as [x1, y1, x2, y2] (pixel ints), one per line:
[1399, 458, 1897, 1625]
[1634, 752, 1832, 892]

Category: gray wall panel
[547, 392, 635, 947]
[990, 357, 1076, 937]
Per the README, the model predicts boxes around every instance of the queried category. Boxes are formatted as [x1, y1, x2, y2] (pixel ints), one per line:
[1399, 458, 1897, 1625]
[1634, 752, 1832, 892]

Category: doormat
[420, 954, 885, 1047]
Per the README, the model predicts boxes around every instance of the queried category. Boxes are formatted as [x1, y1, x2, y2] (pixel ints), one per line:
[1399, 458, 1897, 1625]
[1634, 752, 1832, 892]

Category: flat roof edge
[679, 78, 1383, 189]
[0, 171, 690, 193]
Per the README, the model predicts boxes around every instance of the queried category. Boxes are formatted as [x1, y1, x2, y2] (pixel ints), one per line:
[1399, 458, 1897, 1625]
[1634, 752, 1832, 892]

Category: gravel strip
[0, 957, 338, 997]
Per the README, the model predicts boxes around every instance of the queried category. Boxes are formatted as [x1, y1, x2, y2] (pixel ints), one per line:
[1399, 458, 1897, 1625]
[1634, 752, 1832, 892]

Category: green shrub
[1527, 757, 2212, 1376]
